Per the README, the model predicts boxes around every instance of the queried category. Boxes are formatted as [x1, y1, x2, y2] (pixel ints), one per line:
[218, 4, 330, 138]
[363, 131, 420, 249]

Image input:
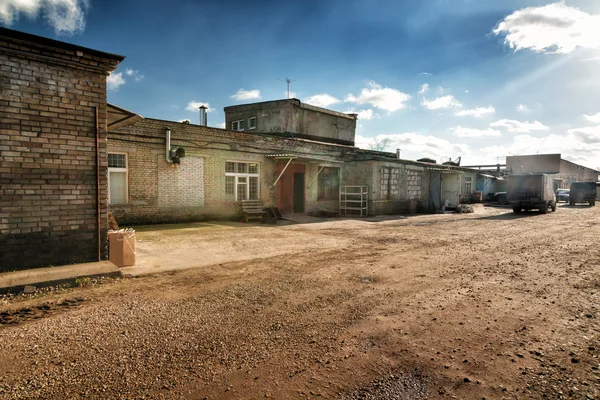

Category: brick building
[107, 105, 435, 225]
[0, 28, 123, 271]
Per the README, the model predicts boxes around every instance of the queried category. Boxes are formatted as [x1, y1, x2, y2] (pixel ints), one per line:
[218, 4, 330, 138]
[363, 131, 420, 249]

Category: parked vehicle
[508, 174, 556, 214]
[556, 189, 570, 202]
[492, 192, 508, 205]
[569, 182, 597, 206]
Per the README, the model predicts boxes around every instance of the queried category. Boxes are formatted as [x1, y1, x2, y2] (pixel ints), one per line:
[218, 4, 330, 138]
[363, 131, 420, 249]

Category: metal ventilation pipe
[165, 127, 171, 162]
[396, 148, 401, 159]
[199, 105, 208, 126]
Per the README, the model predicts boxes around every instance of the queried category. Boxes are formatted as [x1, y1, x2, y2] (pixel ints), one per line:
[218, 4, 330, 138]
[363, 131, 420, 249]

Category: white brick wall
[407, 169, 422, 200]
[158, 156, 205, 208]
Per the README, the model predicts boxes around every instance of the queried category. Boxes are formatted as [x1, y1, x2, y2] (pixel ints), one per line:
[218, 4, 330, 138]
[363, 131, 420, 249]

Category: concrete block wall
[371, 161, 430, 215]
[0, 30, 121, 271]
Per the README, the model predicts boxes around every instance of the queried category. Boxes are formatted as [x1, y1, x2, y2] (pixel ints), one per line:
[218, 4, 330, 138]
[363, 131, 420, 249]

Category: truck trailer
[508, 174, 556, 214]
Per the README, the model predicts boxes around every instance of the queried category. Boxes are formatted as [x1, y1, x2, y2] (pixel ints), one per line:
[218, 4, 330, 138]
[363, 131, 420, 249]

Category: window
[318, 167, 340, 201]
[108, 153, 128, 204]
[225, 161, 259, 201]
[464, 176, 472, 195]
[231, 119, 245, 131]
[248, 117, 256, 130]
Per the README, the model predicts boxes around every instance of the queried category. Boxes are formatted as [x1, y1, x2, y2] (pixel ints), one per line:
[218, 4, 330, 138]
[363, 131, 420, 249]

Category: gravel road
[1, 204, 599, 399]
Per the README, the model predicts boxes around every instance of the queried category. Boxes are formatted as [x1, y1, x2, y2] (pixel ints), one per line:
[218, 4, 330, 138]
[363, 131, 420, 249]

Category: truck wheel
[539, 204, 548, 214]
[591, 200, 596, 207]
[512, 207, 522, 213]
[551, 202, 557, 212]
[570, 201, 575, 206]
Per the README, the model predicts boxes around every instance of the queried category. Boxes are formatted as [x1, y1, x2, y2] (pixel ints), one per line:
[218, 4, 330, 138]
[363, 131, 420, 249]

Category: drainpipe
[165, 127, 171, 163]
[95, 106, 101, 261]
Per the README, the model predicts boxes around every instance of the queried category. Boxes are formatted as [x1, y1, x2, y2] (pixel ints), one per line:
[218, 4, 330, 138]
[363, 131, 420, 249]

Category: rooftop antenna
[278, 77, 297, 99]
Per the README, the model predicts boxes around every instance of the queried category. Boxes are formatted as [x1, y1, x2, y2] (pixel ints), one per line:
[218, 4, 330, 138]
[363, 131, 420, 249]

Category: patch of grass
[75, 277, 91, 287]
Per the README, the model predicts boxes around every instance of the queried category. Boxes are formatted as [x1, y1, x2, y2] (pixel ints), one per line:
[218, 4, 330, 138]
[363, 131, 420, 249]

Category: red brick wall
[0, 34, 121, 271]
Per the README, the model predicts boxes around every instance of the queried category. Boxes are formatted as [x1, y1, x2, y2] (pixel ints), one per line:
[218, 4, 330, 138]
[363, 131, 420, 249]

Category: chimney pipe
[199, 105, 208, 126]
[396, 148, 401, 159]
[165, 127, 171, 162]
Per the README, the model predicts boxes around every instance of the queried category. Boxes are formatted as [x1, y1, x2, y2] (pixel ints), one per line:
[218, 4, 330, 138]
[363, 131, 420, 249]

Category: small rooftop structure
[224, 99, 358, 146]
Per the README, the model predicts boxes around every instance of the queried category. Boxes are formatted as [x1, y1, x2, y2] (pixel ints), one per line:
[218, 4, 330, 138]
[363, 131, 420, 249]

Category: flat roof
[0, 27, 125, 62]
[224, 98, 357, 120]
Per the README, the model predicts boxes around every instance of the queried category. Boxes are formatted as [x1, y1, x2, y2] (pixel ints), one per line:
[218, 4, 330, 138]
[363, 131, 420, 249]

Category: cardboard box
[108, 230, 136, 267]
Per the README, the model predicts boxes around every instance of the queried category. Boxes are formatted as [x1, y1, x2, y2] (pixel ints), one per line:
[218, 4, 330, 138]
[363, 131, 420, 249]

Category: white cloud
[0, 0, 89, 34]
[454, 106, 495, 118]
[106, 72, 125, 91]
[419, 83, 429, 94]
[567, 125, 600, 144]
[418, 72, 432, 76]
[125, 68, 144, 82]
[583, 112, 600, 123]
[421, 95, 462, 110]
[451, 126, 501, 138]
[493, 2, 600, 54]
[178, 119, 190, 123]
[345, 81, 411, 112]
[304, 94, 341, 108]
[356, 109, 376, 120]
[480, 132, 600, 169]
[489, 119, 549, 133]
[356, 132, 470, 162]
[345, 108, 378, 120]
[517, 103, 530, 112]
[217, 122, 226, 129]
[285, 91, 297, 99]
[231, 89, 261, 101]
[185, 101, 213, 113]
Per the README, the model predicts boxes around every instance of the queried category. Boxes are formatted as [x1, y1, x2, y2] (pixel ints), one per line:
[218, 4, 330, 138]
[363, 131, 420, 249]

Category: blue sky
[3, 0, 600, 168]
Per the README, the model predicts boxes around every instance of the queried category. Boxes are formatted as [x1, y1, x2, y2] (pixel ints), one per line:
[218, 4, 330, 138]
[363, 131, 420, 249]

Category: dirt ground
[1, 204, 600, 399]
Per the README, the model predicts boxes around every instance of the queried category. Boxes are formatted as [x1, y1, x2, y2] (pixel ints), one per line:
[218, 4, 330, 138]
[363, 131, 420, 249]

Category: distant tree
[369, 137, 391, 152]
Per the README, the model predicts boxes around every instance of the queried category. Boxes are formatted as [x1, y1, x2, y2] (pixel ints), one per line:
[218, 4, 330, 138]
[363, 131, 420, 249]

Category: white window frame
[464, 176, 473, 195]
[108, 152, 128, 205]
[231, 119, 245, 131]
[248, 117, 256, 130]
[225, 161, 260, 201]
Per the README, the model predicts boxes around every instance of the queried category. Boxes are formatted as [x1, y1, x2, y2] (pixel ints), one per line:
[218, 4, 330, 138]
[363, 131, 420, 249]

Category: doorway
[293, 173, 305, 213]
[276, 163, 306, 214]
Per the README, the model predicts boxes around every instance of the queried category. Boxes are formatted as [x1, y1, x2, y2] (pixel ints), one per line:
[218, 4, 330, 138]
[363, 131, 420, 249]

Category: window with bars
[231, 119, 246, 131]
[317, 167, 340, 201]
[225, 161, 260, 201]
[108, 153, 128, 204]
[248, 117, 256, 130]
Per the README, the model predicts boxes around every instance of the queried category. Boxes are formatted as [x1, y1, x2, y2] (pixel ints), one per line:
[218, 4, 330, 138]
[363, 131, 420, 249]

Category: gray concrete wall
[224, 99, 356, 146]
[506, 154, 561, 174]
